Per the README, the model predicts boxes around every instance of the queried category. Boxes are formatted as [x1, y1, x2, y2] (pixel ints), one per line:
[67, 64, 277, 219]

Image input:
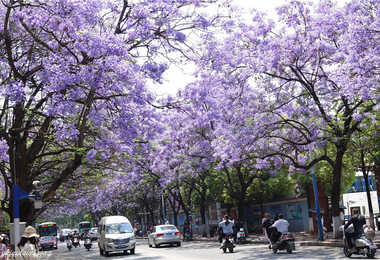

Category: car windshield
[40, 236, 53, 242]
[105, 223, 133, 234]
[63, 230, 70, 234]
[157, 226, 177, 232]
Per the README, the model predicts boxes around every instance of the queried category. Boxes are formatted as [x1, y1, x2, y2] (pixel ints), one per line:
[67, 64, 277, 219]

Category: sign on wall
[252, 207, 262, 222]
[287, 202, 303, 219]
[270, 205, 282, 218]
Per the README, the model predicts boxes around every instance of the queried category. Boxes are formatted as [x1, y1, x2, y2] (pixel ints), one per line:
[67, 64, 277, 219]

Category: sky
[149, 0, 346, 97]
[148, 0, 285, 97]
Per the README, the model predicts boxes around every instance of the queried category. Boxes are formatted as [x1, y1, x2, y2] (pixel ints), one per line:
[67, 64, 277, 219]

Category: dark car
[59, 229, 71, 242]
[38, 236, 57, 250]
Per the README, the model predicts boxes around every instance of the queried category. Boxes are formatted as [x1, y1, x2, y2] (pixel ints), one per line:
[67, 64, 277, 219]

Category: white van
[98, 216, 136, 256]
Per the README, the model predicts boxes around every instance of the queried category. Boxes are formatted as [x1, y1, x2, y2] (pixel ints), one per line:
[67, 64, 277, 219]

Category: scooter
[270, 229, 295, 254]
[220, 233, 235, 253]
[342, 225, 377, 259]
[66, 238, 73, 251]
[183, 226, 190, 241]
[84, 235, 92, 251]
[236, 228, 246, 244]
[72, 236, 79, 248]
[185, 231, 190, 241]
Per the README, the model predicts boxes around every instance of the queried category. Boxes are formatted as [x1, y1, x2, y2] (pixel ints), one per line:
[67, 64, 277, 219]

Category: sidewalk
[187, 231, 380, 247]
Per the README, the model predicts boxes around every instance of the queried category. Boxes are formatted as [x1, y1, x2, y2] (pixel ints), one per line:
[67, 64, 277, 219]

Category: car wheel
[130, 248, 135, 254]
[177, 242, 181, 247]
[105, 250, 109, 256]
[154, 240, 160, 248]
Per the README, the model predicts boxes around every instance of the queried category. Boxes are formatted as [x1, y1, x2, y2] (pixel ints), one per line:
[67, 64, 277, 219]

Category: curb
[136, 235, 380, 248]
[299, 241, 343, 247]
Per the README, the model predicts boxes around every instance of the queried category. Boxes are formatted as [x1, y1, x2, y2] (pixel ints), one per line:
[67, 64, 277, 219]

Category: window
[105, 223, 133, 234]
[346, 176, 377, 193]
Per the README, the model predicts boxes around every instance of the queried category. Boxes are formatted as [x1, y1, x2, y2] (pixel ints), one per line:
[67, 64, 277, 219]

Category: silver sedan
[148, 225, 181, 248]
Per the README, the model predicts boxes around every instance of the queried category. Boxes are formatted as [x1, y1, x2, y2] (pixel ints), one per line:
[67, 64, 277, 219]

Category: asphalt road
[36, 239, 361, 260]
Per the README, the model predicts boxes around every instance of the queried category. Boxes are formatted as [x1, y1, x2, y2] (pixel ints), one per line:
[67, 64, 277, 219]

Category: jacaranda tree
[191, 0, 380, 237]
[0, 0, 223, 224]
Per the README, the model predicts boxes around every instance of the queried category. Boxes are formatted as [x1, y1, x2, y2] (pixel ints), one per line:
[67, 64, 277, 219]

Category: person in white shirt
[270, 214, 289, 244]
[15, 226, 39, 260]
[218, 215, 234, 248]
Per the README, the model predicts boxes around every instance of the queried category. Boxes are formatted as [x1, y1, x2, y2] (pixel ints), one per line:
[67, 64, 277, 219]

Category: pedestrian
[165, 219, 169, 225]
[15, 226, 39, 260]
[262, 213, 274, 248]
[262, 213, 267, 236]
[0, 236, 7, 260]
[195, 217, 199, 235]
[315, 216, 328, 239]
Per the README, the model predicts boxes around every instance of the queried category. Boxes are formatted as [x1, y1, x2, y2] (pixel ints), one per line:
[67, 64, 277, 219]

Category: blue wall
[245, 200, 309, 232]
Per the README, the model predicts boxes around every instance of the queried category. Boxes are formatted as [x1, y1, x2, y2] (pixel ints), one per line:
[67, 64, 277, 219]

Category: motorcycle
[184, 226, 190, 241]
[185, 231, 190, 241]
[236, 228, 246, 244]
[342, 225, 377, 259]
[66, 238, 73, 251]
[270, 230, 295, 254]
[72, 236, 79, 248]
[84, 235, 92, 251]
[220, 233, 235, 253]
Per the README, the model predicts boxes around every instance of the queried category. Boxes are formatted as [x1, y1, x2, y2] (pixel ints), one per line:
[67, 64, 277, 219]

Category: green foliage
[84, 213, 92, 223]
[246, 169, 294, 203]
[0, 211, 10, 231]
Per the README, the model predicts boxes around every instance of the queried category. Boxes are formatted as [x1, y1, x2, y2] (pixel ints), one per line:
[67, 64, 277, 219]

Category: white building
[342, 172, 379, 219]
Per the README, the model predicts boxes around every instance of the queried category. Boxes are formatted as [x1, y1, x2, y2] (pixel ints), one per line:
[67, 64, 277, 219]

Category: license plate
[118, 245, 127, 248]
[370, 245, 377, 249]
[166, 233, 173, 236]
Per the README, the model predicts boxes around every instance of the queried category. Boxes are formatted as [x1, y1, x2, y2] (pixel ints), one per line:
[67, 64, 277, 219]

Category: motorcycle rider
[269, 214, 289, 245]
[72, 230, 81, 247]
[218, 215, 234, 249]
[84, 230, 91, 240]
[344, 208, 365, 250]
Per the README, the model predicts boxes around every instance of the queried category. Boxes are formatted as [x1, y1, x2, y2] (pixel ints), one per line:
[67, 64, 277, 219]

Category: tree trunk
[331, 148, 345, 238]
[361, 150, 375, 229]
[199, 189, 208, 237]
[237, 198, 249, 237]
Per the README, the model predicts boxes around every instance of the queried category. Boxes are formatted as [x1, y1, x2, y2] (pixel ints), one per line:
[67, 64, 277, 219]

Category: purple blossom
[175, 31, 186, 43]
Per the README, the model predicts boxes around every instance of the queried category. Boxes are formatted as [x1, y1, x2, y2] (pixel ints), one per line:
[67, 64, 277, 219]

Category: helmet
[364, 226, 375, 239]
